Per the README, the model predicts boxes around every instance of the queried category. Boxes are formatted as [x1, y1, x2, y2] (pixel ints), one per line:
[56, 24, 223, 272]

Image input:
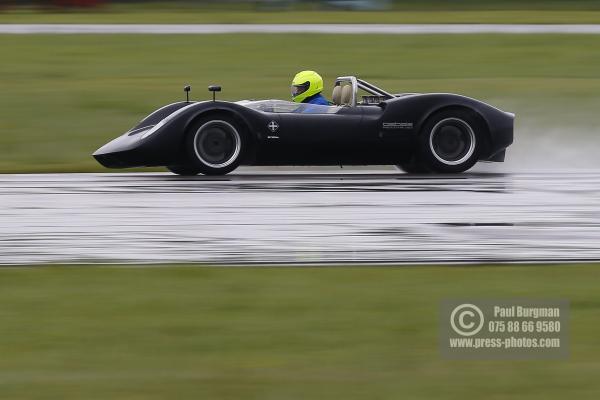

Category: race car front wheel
[418, 109, 480, 173]
[396, 160, 430, 174]
[185, 115, 245, 175]
[166, 165, 201, 176]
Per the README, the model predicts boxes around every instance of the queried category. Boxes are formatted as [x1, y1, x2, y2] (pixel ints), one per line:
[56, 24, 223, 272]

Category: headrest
[341, 85, 353, 105]
[332, 85, 342, 105]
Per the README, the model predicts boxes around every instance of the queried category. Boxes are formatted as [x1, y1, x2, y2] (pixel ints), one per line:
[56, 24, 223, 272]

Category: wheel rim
[429, 117, 476, 166]
[193, 120, 241, 168]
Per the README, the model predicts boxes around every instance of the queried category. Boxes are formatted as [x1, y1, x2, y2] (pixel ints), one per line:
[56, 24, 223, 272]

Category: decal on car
[267, 120, 279, 132]
[383, 122, 413, 129]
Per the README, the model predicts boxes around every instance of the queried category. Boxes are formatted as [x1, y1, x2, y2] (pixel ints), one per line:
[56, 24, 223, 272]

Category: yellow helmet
[291, 70, 324, 103]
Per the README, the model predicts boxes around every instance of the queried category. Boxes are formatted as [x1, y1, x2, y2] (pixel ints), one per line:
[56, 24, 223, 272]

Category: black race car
[93, 76, 514, 175]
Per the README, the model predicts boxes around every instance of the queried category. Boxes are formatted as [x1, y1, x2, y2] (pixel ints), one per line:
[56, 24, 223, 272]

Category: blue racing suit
[303, 93, 329, 105]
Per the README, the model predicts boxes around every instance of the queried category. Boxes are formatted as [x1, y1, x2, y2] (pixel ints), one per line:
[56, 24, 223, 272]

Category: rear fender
[417, 104, 492, 157]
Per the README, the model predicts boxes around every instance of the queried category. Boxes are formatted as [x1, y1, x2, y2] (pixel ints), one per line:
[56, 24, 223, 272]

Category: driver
[291, 70, 329, 105]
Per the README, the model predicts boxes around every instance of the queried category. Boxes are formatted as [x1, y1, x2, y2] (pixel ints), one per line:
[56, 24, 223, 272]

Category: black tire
[185, 114, 245, 176]
[166, 165, 201, 176]
[396, 159, 430, 174]
[417, 109, 481, 173]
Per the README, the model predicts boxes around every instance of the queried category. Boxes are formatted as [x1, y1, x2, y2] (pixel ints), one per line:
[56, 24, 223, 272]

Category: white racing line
[3, 24, 600, 34]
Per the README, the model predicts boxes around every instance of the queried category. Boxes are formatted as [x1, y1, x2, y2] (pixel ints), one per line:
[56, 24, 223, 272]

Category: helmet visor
[291, 81, 310, 97]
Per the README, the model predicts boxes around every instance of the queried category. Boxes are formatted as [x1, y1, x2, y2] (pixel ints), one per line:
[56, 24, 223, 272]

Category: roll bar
[334, 76, 394, 107]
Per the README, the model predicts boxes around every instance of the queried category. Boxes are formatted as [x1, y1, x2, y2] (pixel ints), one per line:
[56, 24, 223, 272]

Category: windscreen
[237, 100, 339, 114]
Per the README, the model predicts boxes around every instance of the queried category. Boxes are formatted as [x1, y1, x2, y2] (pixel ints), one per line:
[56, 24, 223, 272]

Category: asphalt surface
[4, 24, 600, 34]
[1, 169, 599, 265]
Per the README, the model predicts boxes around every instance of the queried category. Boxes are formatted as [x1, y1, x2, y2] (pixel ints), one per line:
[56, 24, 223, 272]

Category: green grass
[5, 1, 600, 24]
[1, 33, 600, 173]
[0, 264, 598, 399]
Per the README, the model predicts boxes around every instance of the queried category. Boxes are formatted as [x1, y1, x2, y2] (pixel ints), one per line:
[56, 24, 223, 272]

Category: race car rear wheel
[418, 109, 480, 173]
[185, 115, 245, 175]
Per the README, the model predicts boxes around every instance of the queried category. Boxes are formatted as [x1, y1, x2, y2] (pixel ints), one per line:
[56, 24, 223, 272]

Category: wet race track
[1, 169, 599, 265]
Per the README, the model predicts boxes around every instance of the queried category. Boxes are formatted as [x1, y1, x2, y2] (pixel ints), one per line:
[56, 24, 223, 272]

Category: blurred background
[4, 0, 600, 11]
[5, 0, 600, 17]
[4, 0, 394, 11]
[2, 1, 600, 173]
[3, 0, 393, 11]
[2, 3, 600, 400]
